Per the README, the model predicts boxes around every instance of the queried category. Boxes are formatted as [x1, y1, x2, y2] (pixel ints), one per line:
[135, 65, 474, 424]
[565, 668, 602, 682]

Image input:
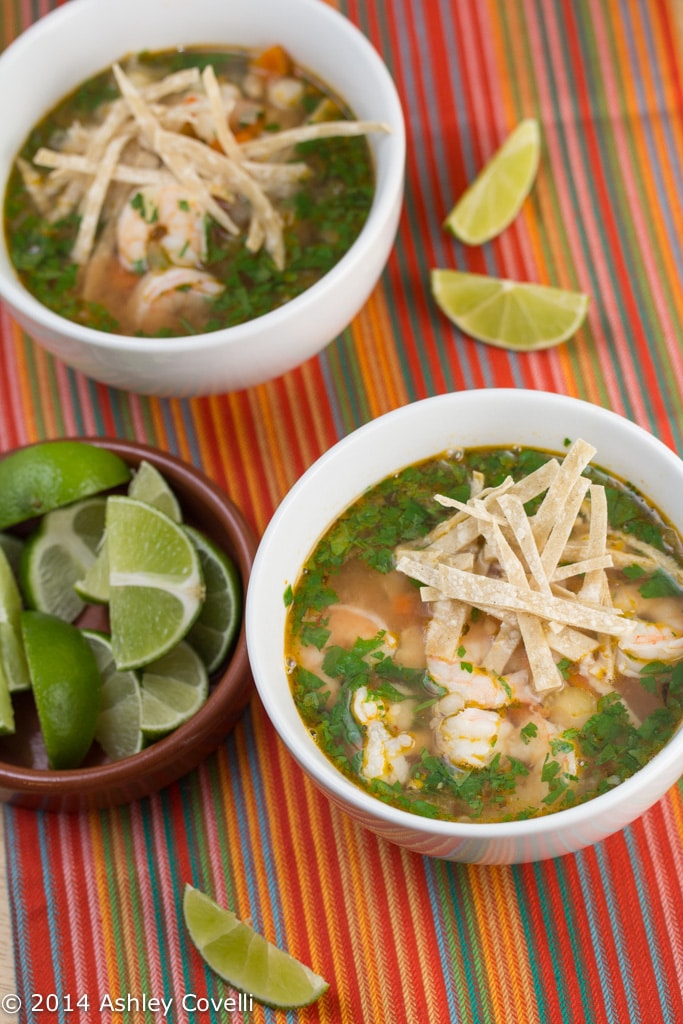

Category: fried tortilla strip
[579, 483, 610, 603]
[239, 119, 391, 160]
[72, 133, 131, 264]
[424, 599, 469, 661]
[396, 554, 626, 636]
[496, 492, 550, 594]
[540, 475, 591, 578]
[201, 64, 243, 162]
[531, 439, 596, 550]
[482, 519, 562, 691]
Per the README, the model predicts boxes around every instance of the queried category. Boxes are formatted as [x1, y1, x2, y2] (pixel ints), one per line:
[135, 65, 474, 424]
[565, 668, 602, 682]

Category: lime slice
[0, 661, 14, 734]
[21, 610, 101, 768]
[75, 460, 183, 604]
[140, 641, 209, 738]
[19, 493, 108, 618]
[0, 553, 18, 731]
[0, 532, 24, 577]
[183, 885, 329, 1009]
[128, 460, 182, 522]
[106, 496, 205, 670]
[74, 541, 110, 604]
[184, 526, 242, 673]
[444, 119, 540, 245]
[0, 547, 31, 693]
[83, 630, 143, 761]
[431, 269, 589, 350]
[19, 497, 107, 621]
[0, 440, 130, 531]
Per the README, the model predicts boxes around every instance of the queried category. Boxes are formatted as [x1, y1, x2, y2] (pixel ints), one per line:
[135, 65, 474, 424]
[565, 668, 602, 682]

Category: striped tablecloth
[1, 1, 683, 1021]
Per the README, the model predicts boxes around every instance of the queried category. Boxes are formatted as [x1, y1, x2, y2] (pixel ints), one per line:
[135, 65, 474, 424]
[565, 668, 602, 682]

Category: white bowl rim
[247, 389, 683, 841]
[0, 0, 405, 354]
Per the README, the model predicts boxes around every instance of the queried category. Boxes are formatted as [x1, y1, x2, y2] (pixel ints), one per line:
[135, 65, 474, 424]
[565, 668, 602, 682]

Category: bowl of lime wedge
[0, 438, 257, 811]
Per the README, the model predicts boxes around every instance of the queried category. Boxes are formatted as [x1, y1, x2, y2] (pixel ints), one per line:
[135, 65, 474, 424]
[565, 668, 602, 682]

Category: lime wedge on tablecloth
[128, 459, 182, 522]
[106, 496, 205, 671]
[184, 525, 242, 673]
[0, 546, 31, 694]
[430, 269, 589, 350]
[20, 497, 107, 621]
[0, 440, 130, 530]
[183, 885, 329, 1009]
[83, 630, 143, 761]
[444, 118, 541, 244]
[21, 610, 101, 768]
[140, 641, 209, 738]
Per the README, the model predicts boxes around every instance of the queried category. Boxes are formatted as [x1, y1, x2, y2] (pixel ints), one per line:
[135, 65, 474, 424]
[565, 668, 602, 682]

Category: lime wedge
[19, 497, 107, 621]
[0, 547, 31, 693]
[140, 641, 209, 738]
[183, 885, 329, 1009]
[0, 440, 130, 530]
[0, 553, 18, 730]
[445, 119, 541, 244]
[74, 541, 110, 605]
[128, 460, 182, 522]
[83, 630, 143, 761]
[21, 610, 101, 768]
[184, 526, 242, 673]
[431, 269, 589, 350]
[106, 496, 205, 670]
[0, 533, 24, 577]
[0, 661, 14, 735]
[75, 460, 183, 604]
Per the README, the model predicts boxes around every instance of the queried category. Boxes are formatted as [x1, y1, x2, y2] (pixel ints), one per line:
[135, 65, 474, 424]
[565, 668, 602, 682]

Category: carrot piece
[251, 44, 293, 76]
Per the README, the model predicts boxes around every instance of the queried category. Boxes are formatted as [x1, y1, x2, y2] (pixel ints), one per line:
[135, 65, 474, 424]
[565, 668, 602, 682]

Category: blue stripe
[423, 860, 462, 1023]
[623, 826, 676, 1022]
[593, 840, 642, 1022]
[4, 808, 34, 1005]
[34, 814, 66, 1023]
[574, 848, 620, 1023]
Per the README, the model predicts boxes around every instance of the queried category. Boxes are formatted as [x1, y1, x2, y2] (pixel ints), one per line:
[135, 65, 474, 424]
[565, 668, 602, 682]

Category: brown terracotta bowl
[0, 438, 258, 812]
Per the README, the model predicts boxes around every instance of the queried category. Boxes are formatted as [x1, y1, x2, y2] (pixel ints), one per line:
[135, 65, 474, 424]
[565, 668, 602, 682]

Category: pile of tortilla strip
[19, 62, 390, 271]
[395, 438, 637, 695]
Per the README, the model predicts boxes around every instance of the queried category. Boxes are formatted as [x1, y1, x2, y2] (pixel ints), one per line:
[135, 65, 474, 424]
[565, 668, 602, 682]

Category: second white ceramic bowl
[246, 390, 683, 863]
[0, 0, 405, 396]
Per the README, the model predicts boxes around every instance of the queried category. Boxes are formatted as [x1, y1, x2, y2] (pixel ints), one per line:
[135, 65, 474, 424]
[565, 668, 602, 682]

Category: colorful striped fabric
[1, 0, 683, 1021]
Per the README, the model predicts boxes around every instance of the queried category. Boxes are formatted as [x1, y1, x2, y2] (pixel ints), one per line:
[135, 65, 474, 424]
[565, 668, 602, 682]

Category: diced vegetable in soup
[285, 440, 683, 824]
[4, 46, 385, 337]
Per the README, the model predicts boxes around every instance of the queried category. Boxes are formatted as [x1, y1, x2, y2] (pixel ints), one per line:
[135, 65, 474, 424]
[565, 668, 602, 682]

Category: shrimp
[617, 620, 683, 677]
[427, 653, 538, 709]
[117, 184, 208, 271]
[352, 686, 414, 784]
[297, 603, 398, 683]
[128, 267, 223, 334]
[434, 705, 503, 769]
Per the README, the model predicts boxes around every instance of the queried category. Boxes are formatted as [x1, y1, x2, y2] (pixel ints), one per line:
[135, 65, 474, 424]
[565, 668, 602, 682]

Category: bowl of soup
[0, 0, 404, 397]
[0, 438, 258, 811]
[246, 390, 683, 863]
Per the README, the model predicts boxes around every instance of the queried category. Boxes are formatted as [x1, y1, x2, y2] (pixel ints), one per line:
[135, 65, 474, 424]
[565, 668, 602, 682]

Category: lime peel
[0, 440, 130, 531]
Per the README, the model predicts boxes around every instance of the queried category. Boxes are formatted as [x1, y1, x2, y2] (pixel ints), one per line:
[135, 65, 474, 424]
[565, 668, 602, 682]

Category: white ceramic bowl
[246, 390, 683, 863]
[0, 0, 404, 396]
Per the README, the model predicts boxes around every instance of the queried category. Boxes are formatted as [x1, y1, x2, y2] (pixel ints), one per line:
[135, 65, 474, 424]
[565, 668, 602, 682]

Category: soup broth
[285, 442, 683, 824]
[4, 46, 380, 337]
